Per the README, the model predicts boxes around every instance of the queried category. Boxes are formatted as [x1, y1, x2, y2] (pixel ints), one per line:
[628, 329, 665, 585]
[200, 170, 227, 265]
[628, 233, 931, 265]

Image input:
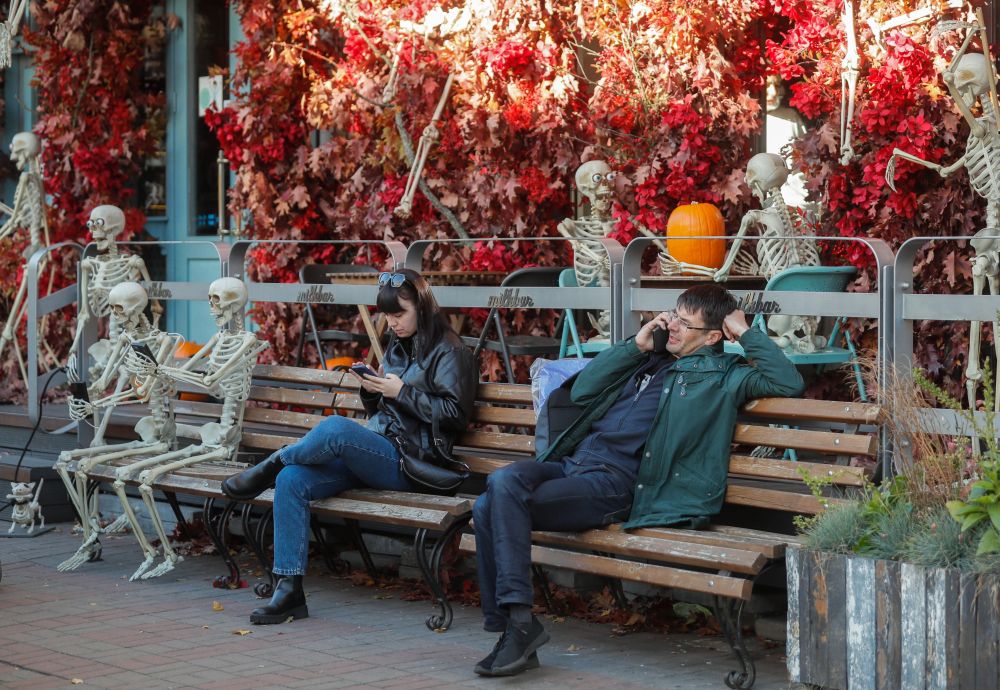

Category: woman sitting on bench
[221, 268, 477, 624]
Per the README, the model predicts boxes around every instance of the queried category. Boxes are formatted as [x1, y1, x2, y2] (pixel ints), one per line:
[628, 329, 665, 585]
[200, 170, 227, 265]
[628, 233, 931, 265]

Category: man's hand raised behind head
[721, 309, 749, 342]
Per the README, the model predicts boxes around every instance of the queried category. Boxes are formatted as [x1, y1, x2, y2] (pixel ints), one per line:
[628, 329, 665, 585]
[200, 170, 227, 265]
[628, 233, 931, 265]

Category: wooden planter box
[786, 547, 1000, 690]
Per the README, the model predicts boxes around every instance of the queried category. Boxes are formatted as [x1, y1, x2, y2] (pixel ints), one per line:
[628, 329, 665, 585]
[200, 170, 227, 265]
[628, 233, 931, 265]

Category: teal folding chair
[557, 268, 611, 359]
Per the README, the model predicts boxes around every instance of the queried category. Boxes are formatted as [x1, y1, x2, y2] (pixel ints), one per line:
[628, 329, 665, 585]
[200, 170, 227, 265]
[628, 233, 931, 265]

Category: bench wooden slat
[472, 405, 537, 427]
[725, 484, 847, 514]
[459, 534, 752, 600]
[339, 489, 472, 516]
[474, 383, 535, 405]
[529, 529, 766, 575]
[254, 365, 351, 387]
[606, 524, 788, 559]
[249, 385, 341, 409]
[456, 430, 536, 453]
[241, 432, 303, 451]
[733, 424, 876, 457]
[728, 455, 868, 486]
[740, 397, 882, 424]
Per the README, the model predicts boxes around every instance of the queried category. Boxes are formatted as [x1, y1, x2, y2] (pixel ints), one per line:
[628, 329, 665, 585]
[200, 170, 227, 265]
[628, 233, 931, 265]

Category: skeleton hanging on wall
[886, 17, 1000, 412]
[105, 278, 268, 579]
[68, 205, 163, 444]
[0, 132, 55, 384]
[54, 282, 181, 576]
[0, 0, 27, 70]
[556, 160, 619, 338]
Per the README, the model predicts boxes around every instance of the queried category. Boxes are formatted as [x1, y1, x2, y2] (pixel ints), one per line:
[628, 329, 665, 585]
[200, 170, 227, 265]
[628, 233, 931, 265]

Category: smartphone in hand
[350, 363, 380, 379]
[651, 327, 669, 354]
[69, 381, 90, 402]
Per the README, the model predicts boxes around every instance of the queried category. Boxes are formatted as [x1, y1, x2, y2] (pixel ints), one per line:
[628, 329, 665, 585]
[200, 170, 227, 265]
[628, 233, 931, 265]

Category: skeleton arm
[134, 257, 163, 329]
[69, 259, 95, 360]
[138, 333, 219, 387]
[202, 336, 268, 387]
[885, 148, 961, 191]
[0, 173, 26, 242]
[840, 0, 860, 164]
[714, 210, 763, 282]
[658, 251, 717, 278]
[394, 72, 455, 219]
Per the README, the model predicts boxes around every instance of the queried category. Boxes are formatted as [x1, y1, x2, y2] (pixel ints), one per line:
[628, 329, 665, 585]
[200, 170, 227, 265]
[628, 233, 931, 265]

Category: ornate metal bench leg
[204, 497, 242, 588]
[310, 516, 350, 576]
[419, 516, 470, 632]
[533, 564, 562, 614]
[713, 595, 756, 690]
[345, 518, 378, 579]
[164, 491, 192, 540]
[241, 503, 276, 597]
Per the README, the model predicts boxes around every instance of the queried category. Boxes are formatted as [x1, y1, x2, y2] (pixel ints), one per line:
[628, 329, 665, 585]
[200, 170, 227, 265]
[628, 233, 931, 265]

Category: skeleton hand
[124, 349, 158, 377]
[68, 397, 93, 420]
[658, 252, 685, 276]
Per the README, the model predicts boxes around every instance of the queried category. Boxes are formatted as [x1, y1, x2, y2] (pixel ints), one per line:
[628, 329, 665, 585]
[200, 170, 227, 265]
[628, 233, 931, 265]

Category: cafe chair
[295, 263, 378, 369]
[724, 265, 867, 401]
[464, 266, 569, 382]
[557, 268, 611, 359]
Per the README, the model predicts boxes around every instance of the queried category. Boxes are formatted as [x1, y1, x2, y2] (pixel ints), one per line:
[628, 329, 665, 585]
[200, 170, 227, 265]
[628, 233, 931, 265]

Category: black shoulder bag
[397, 400, 470, 495]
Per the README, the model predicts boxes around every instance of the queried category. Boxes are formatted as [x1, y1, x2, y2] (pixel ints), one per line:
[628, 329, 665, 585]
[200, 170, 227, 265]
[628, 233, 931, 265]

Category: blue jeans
[271, 415, 410, 576]
[471, 458, 634, 631]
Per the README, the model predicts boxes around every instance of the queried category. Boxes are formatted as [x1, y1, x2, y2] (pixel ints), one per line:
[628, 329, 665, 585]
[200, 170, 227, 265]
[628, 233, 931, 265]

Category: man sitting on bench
[471, 284, 805, 677]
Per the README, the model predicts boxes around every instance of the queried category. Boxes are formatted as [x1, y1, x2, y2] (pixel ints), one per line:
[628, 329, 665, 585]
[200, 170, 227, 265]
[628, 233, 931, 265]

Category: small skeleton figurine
[6, 479, 44, 534]
[108, 277, 268, 579]
[68, 205, 162, 433]
[55, 282, 181, 576]
[661, 153, 823, 352]
[887, 18, 1000, 412]
[557, 160, 619, 338]
[0, 132, 53, 383]
[0, 0, 27, 70]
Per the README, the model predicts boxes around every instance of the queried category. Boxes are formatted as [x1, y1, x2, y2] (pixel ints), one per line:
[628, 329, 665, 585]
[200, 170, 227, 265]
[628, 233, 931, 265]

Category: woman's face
[385, 295, 419, 339]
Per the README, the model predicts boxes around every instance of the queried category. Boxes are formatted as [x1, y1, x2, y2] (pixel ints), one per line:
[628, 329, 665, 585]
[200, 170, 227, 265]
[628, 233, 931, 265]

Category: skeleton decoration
[841, 0, 860, 165]
[68, 206, 162, 442]
[661, 153, 823, 352]
[886, 16, 1000, 412]
[395, 73, 455, 219]
[556, 160, 619, 338]
[55, 282, 181, 576]
[98, 278, 268, 579]
[6, 479, 44, 534]
[0, 132, 54, 383]
[0, 0, 27, 70]
[867, 0, 964, 50]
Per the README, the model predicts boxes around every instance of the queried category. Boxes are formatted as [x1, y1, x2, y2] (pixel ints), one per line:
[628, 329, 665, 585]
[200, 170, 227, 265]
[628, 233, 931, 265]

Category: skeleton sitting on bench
[112, 277, 269, 579]
[55, 282, 181, 576]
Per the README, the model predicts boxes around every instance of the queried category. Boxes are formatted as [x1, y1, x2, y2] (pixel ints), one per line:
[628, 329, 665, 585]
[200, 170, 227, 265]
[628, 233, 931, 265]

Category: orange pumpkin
[665, 201, 726, 270]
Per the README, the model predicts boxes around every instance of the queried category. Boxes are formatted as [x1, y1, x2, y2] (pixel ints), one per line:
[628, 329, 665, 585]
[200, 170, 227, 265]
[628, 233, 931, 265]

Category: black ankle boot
[250, 575, 308, 625]
[222, 453, 284, 500]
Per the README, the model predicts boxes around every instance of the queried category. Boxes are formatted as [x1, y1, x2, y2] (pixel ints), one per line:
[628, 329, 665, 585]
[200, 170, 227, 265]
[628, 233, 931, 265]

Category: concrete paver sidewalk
[1, 528, 799, 689]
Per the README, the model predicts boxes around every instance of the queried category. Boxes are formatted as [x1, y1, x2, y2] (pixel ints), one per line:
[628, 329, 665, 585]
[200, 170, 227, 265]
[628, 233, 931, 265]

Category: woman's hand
[358, 372, 405, 399]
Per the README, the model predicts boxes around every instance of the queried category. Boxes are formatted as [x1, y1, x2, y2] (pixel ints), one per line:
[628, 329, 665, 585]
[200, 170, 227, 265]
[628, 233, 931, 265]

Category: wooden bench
[451, 387, 882, 690]
[74, 363, 881, 689]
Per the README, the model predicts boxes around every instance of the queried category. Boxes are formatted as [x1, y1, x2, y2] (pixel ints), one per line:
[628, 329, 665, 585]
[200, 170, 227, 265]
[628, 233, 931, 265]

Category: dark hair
[376, 268, 451, 359]
[676, 284, 738, 330]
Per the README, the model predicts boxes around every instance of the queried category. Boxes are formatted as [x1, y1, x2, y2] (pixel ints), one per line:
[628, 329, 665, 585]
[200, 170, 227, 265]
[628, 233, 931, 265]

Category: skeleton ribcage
[966, 137, 1000, 201]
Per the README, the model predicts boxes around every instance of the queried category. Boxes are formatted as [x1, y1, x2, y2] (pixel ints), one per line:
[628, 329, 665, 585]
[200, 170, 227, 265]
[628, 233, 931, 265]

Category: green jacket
[536, 328, 805, 529]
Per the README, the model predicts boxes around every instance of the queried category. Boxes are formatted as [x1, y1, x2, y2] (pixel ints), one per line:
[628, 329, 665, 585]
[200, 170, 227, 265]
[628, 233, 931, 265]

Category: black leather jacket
[361, 330, 477, 465]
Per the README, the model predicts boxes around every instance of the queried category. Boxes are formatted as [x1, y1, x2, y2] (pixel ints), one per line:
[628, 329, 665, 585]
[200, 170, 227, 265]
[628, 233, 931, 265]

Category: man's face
[666, 305, 719, 357]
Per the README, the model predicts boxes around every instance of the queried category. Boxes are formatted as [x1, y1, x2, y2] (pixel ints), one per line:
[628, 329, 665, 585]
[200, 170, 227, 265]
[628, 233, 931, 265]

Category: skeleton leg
[967, 267, 987, 451]
[110, 477, 160, 581]
[137, 446, 230, 579]
[92, 373, 130, 447]
[394, 73, 454, 219]
[0, 272, 30, 383]
[989, 270, 1000, 414]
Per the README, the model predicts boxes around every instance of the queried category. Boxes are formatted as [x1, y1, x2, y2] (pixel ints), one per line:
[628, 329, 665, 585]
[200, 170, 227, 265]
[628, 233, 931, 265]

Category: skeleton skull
[953, 53, 991, 109]
[745, 153, 789, 203]
[108, 282, 149, 332]
[574, 160, 617, 221]
[87, 205, 126, 254]
[208, 277, 248, 327]
[9, 132, 39, 171]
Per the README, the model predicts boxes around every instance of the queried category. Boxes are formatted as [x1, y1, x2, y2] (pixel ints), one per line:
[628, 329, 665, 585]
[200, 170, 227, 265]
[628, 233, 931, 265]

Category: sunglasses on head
[378, 272, 407, 288]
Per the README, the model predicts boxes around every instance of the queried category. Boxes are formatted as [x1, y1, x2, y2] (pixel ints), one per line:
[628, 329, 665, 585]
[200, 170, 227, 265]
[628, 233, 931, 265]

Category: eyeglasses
[665, 309, 718, 332]
[378, 272, 407, 288]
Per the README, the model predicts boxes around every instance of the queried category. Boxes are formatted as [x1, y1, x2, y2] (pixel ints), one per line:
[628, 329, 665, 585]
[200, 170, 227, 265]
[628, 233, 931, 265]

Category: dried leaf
[566, 644, 582, 652]
[232, 629, 253, 636]
[212, 601, 224, 612]
[71, 680, 84, 685]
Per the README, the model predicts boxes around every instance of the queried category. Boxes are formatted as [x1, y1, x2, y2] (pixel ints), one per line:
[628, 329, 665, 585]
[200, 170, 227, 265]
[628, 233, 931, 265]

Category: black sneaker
[473, 632, 540, 675]
[477, 616, 549, 677]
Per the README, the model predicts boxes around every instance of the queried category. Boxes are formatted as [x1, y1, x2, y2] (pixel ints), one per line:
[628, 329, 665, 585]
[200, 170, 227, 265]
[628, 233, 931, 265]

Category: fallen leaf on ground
[71, 680, 84, 685]
[566, 644, 582, 652]
[212, 601, 224, 611]
[232, 629, 253, 636]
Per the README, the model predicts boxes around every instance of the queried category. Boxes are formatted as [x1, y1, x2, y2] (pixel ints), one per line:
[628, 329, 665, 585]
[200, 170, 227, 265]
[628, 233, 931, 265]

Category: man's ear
[705, 330, 723, 346]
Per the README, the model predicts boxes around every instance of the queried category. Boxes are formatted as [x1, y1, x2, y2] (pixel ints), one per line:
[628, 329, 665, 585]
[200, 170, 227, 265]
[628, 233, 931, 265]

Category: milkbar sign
[296, 285, 337, 303]
[738, 292, 780, 315]
[487, 288, 535, 309]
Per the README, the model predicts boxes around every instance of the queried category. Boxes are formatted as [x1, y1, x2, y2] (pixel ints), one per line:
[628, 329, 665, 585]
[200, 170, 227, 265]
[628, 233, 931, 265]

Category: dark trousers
[471, 458, 634, 631]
